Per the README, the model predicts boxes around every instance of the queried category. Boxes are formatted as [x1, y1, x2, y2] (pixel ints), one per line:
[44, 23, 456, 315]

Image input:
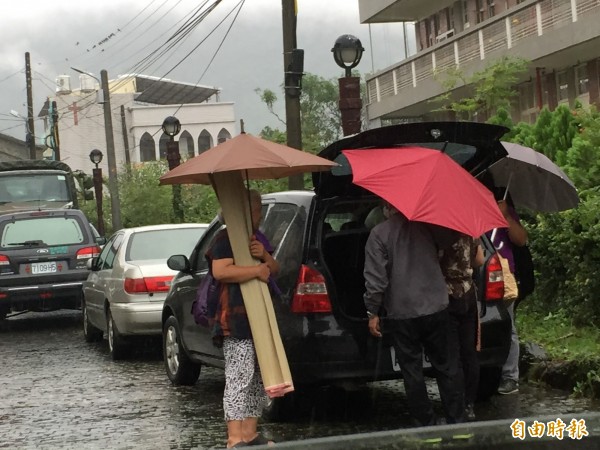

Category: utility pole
[120, 105, 131, 168]
[281, 0, 304, 190]
[25, 52, 36, 159]
[100, 69, 122, 231]
[51, 101, 60, 160]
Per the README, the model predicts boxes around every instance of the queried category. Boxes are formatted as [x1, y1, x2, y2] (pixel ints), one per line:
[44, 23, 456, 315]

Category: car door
[180, 222, 224, 358]
[84, 233, 124, 329]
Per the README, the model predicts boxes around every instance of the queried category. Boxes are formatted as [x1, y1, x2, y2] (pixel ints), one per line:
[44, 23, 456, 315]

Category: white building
[39, 74, 236, 174]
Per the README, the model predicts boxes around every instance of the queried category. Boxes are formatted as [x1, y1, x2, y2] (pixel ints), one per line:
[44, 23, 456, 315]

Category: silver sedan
[82, 223, 208, 359]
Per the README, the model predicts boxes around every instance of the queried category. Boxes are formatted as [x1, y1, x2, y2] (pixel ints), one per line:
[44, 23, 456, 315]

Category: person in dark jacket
[363, 203, 464, 426]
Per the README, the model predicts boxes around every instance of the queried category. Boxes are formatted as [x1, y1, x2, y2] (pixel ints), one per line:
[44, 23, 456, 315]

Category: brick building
[359, 0, 600, 127]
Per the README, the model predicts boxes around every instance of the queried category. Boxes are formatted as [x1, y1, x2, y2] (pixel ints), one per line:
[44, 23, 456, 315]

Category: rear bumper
[0, 281, 83, 312]
[280, 305, 512, 385]
[110, 301, 164, 336]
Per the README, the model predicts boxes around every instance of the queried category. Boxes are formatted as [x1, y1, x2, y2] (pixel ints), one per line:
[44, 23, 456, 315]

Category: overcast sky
[0, 0, 414, 142]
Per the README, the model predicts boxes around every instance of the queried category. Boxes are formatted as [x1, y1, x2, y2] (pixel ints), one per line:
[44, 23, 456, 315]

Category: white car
[82, 223, 208, 359]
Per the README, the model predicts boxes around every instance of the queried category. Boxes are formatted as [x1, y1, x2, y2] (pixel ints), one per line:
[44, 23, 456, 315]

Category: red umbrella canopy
[342, 147, 508, 237]
[159, 133, 337, 185]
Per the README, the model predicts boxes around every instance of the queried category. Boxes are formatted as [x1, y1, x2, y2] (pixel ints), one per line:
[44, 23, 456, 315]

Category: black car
[0, 209, 104, 320]
[161, 122, 513, 406]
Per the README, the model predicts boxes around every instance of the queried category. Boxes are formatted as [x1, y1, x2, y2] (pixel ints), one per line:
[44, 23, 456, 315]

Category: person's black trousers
[387, 308, 464, 426]
[448, 288, 480, 406]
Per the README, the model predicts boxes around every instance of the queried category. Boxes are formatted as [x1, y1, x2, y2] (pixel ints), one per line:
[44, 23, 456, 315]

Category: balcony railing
[366, 0, 600, 107]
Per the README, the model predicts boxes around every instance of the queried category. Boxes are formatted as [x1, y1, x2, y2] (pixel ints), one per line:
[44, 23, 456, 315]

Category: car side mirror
[86, 257, 99, 271]
[168, 254, 191, 273]
[95, 236, 107, 246]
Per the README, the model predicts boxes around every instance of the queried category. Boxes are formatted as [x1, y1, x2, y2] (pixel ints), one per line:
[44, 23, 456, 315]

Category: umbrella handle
[503, 172, 513, 201]
[490, 228, 505, 250]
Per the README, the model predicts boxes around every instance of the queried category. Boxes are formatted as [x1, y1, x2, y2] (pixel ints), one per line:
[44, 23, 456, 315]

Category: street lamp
[332, 34, 364, 136]
[89, 149, 106, 237]
[162, 116, 183, 222]
[71, 67, 122, 231]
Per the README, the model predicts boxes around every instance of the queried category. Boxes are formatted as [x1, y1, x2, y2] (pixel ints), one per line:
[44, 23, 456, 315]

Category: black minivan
[0, 208, 103, 320]
[161, 122, 513, 403]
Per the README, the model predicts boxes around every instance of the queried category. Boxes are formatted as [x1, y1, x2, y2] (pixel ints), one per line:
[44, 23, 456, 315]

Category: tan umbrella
[159, 132, 337, 398]
[160, 132, 336, 185]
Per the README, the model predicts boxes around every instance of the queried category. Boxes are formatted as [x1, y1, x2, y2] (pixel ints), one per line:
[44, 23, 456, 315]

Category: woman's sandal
[246, 434, 275, 446]
[230, 442, 248, 448]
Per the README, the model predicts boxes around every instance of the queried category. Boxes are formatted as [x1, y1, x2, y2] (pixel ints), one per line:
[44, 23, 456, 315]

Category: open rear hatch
[313, 121, 509, 198]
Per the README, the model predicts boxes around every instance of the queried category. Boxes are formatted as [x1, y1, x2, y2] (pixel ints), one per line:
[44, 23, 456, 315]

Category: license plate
[31, 262, 57, 274]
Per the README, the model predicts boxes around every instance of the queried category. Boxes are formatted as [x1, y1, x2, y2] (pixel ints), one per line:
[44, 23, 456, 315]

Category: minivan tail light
[485, 253, 504, 301]
[76, 246, 101, 259]
[124, 276, 173, 294]
[0, 255, 9, 265]
[291, 265, 332, 313]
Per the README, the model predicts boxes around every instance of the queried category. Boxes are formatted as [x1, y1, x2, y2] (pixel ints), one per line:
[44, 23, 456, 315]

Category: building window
[139, 132, 156, 162]
[198, 130, 213, 154]
[519, 83, 536, 111]
[557, 70, 569, 102]
[179, 130, 195, 158]
[576, 64, 589, 96]
[158, 134, 170, 159]
[476, 0, 485, 23]
[217, 128, 231, 144]
[487, 0, 495, 18]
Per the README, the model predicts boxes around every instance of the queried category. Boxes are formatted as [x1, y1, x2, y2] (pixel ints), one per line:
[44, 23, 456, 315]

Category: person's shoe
[498, 379, 519, 395]
[246, 434, 275, 446]
[464, 403, 476, 421]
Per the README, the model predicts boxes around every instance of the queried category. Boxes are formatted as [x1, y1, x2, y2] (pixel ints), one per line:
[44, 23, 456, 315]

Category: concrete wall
[0, 134, 43, 162]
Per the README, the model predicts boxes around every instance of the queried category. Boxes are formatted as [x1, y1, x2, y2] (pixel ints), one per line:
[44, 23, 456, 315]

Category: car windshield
[0, 174, 71, 204]
[0, 216, 85, 248]
[125, 227, 205, 261]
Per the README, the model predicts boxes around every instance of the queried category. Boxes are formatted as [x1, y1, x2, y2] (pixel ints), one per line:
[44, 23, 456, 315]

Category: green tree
[564, 107, 600, 190]
[256, 72, 342, 154]
[434, 56, 529, 120]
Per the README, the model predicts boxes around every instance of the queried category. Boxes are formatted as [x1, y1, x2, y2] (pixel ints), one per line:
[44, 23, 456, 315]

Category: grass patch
[516, 304, 600, 362]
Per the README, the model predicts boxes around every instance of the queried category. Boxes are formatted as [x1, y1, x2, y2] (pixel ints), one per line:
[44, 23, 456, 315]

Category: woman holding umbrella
[481, 174, 528, 396]
[208, 189, 279, 448]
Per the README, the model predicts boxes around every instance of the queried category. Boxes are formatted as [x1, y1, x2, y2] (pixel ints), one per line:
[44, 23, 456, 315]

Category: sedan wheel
[107, 308, 130, 360]
[82, 300, 103, 343]
[163, 316, 200, 385]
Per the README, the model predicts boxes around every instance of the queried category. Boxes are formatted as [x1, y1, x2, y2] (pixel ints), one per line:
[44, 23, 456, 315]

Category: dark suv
[0, 209, 102, 320]
[161, 122, 513, 405]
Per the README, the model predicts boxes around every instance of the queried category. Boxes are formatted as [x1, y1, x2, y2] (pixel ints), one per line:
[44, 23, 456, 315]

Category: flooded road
[1, 311, 598, 449]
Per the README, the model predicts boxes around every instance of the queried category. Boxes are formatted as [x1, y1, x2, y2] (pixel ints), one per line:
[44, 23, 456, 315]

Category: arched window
[198, 130, 213, 154]
[217, 128, 232, 144]
[179, 130, 195, 158]
[140, 132, 156, 162]
[158, 133, 170, 160]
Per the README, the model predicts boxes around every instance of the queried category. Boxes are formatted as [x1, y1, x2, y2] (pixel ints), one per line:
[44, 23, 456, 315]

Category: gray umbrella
[485, 142, 579, 212]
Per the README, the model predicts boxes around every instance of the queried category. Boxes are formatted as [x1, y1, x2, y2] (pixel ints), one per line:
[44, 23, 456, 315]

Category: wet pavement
[1, 311, 598, 449]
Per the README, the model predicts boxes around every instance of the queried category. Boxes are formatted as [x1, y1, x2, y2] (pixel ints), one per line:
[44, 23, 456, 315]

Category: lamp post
[332, 34, 364, 136]
[162, 116, 183, 222]
[71, 67, 122, 231]
[89, 149, 106, 237]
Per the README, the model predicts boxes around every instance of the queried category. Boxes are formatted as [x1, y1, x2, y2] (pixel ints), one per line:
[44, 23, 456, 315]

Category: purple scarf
[255, 229, 282, 296]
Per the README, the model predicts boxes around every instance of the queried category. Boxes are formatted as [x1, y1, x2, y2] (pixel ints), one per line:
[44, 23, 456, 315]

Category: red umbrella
[342, 146, 507, 237]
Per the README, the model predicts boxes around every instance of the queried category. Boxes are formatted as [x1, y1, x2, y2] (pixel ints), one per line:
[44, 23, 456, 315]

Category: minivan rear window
[1, 217, 85, 248]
